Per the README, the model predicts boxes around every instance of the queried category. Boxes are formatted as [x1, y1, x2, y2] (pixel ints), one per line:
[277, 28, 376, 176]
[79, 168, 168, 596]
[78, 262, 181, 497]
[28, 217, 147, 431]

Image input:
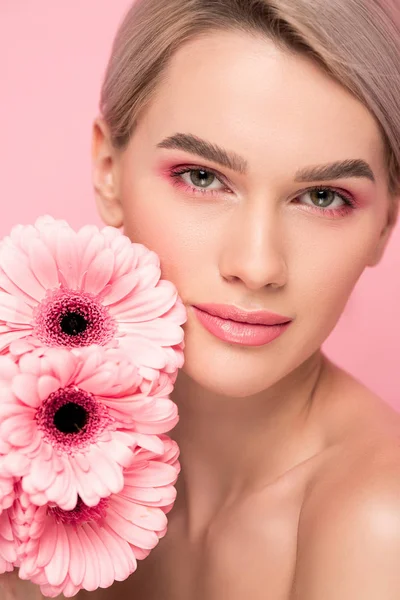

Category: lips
[192, 303, 292, 326]
[191, 303, 292, 347]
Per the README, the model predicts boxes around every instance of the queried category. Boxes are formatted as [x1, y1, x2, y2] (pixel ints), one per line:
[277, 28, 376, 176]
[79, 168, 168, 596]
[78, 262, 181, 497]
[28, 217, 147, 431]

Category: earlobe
[91, 117, 124, 228]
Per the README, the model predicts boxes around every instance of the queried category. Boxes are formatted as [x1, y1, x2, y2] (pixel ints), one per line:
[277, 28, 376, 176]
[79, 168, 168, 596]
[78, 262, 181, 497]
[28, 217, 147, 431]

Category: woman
[83, 0, 400, 598]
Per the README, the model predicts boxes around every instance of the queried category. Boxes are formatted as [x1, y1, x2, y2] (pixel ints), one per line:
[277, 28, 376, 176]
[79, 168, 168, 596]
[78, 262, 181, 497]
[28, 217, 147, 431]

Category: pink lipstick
[191, 303, 292, 347]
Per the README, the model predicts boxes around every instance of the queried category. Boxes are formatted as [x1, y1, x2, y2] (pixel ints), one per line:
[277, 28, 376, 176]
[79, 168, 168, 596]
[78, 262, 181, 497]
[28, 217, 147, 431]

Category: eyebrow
[156, 133, 376, 183]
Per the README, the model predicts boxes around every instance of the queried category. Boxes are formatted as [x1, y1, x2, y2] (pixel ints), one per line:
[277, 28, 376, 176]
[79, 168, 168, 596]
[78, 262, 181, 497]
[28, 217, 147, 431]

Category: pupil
[60, 312, 87, 336]
[312, 190, 333, 207]
[53, 402, 88, 434]
[191, 169, 213, 188]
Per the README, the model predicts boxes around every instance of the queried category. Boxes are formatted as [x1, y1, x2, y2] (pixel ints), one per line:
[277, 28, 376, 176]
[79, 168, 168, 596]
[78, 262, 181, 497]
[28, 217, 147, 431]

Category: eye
[293, 185, 356, 218]
[169, 166, 229, 196]
[168, 167, 356, 216]
[180, 168, 225, 191]
[298, 187, 350, 209]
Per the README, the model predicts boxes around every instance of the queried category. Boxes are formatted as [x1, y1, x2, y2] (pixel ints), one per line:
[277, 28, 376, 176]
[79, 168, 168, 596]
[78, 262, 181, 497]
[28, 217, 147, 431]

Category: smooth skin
[82, 30, 400, 599]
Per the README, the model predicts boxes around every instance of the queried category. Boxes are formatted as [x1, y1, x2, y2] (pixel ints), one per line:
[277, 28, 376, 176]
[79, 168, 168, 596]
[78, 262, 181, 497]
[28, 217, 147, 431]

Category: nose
[218, 202, 287, 291]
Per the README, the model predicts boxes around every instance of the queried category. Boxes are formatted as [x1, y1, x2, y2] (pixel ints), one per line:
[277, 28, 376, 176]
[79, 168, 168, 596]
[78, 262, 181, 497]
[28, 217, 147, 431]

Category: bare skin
[3, 28, 400, 599]
[92, 30, 400, 599]
[3, 358, 400, 599]
[74, 355, 400, 600]
[90, 30, 400, 598]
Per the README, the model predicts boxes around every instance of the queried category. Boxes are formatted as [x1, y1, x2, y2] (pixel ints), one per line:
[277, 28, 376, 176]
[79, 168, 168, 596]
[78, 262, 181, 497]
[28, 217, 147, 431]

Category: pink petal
[28, 237, 59, 290]
[128, 461, 178, 487]
[0, 291, 33, 324]
[83, 248, 115, 295]
[0, 453, 29, 477]
[73, 452, 90, 473]
[0, 329, 32, 353]
[0, 264, 37, 308]
[42, 464, 76, 509]
[78, 370, 115, 394]
[37, 375, 60, 402]
[0, 244, 45, 301]
[59, 578, 80, 598]
[117, 337, 167, 369]
[77, 525, 100, 592]
[36, 518, 58, 568]
[106, 509, 159, 549]
[101, 272, 139, 306]
[0, 414, 34, 446]
[122, 485, 166, 505]
[11, 373, 41, 407]
[0, 355, 18, 380]
[25, 491, 49, 506]
[102, 226, 125, 244]
[44, 523, 70, 586]
[133, 433, 165, 455]
[99, 526, 136, 580]
[136, 244, 160, 267]
[83, 524, 115, 589]
[84, 446, 124, 496]
[121, 318, 184, 344]
[131, 264, 161, 294]
[28, 513, 46, 540]
[71, 349, 101, 384]
[64, 526, 85, 586]
[0, 510, 13, 542]
[28, 456, 57, 491]
[96, 433, 135, 469]
[111, 496, 167, 531]
[55, 228, 80, 289]
[131, 545, 152, 560]
[77, 232, 105, 287]
[112, 245, 136, 279]
[70, 461, 104, 508]
[7, 423, 35, 447]
[0, 512, 16, 566]
[45, 351, 77, 387]
[8, 337, 36, 356]
[112, 286, 177, 322]
[18, 352, 42, 376]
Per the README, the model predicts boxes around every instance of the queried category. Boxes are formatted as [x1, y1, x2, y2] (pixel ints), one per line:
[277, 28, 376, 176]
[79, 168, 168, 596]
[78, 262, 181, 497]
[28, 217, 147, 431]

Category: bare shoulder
[292, 366, 400, 599]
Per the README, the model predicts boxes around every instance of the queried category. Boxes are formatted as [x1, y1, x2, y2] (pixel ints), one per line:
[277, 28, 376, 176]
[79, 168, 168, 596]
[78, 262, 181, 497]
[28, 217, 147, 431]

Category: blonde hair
[100, 0, 400, 202]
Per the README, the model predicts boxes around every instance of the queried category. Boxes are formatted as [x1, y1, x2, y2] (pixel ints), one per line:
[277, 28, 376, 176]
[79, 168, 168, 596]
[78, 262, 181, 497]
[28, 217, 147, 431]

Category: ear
[91, 116, 124, 228]
[366, 195, 399, 267]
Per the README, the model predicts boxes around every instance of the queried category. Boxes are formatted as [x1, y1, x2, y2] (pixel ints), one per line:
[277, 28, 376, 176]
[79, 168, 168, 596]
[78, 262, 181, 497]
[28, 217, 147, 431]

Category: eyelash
[168, 165, 357, 218]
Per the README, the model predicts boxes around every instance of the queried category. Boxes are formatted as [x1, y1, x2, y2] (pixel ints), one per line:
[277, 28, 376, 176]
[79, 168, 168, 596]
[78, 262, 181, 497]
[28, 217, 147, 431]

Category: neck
[169, 350, 334, 535]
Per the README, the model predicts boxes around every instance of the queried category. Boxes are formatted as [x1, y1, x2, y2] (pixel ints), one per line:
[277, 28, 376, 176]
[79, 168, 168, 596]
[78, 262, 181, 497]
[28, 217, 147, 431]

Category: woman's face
[93, 30, 395, 398]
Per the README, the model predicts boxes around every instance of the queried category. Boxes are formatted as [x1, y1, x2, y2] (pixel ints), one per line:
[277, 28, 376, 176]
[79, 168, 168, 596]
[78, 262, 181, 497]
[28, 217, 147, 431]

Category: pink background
[1, 1, 400, 408]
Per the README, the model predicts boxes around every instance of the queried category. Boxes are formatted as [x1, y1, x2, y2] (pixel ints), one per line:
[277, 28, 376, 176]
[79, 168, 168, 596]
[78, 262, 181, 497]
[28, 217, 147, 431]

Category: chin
[177, 322, 325, 399]
[179, 338, 288, 399]
[182, 364, 269, 398]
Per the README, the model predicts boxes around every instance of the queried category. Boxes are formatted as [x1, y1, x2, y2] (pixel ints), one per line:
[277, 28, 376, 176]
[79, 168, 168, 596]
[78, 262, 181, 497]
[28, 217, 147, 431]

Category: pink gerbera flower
[0, 358, 30, 516]
[0, 215, 186, 382]
[13, 437, 180, 597]
[0, 511, 17, 574]
[0, 454, 29, 516]
[0, 347, 178, 511]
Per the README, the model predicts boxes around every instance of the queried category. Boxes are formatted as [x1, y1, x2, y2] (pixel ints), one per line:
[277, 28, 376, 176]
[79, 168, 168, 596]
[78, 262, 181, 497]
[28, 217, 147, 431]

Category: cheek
[120, 177, 217, 293]
[292, 222, 379, 326]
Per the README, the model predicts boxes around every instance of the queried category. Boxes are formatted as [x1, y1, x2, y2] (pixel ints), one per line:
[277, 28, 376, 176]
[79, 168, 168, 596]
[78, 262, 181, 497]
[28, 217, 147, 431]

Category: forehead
[142, 30, 386, 179]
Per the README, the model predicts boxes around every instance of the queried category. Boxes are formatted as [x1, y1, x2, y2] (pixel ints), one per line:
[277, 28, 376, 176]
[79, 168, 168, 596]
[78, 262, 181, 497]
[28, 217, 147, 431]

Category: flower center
[49, 496, 108, 526]
[36, 385, 112, 452]
[32, 288, 117, 347]
[53, 402, 88, 434]
[60, 312, 87, 336]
